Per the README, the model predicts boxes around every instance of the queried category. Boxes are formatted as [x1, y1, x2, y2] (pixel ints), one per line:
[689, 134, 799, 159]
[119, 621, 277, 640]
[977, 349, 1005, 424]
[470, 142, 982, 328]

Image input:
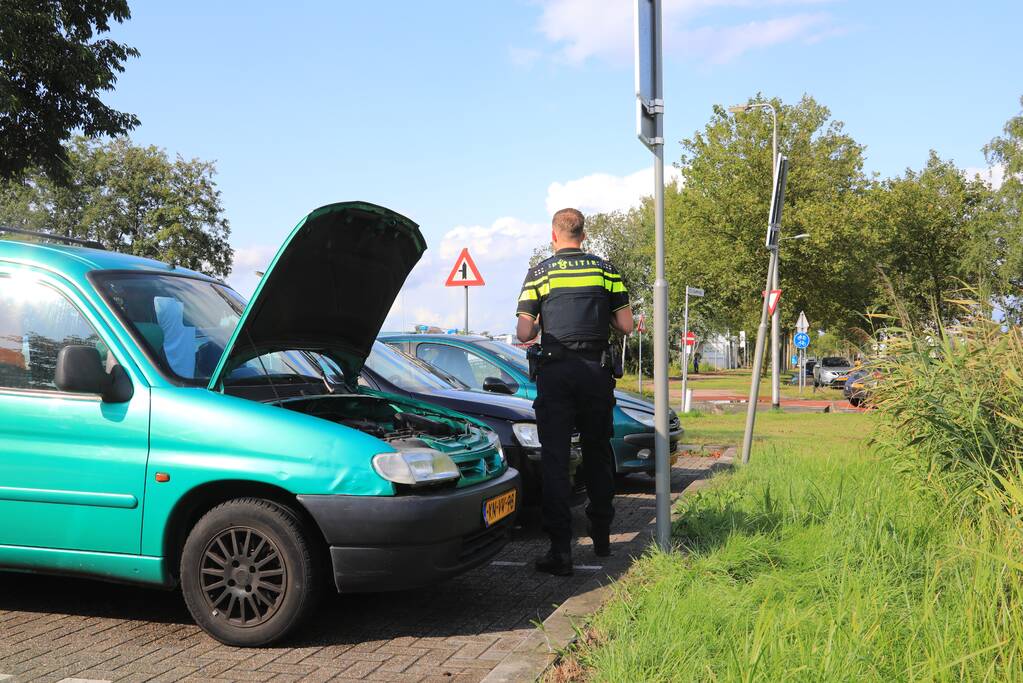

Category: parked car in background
[813, 356, 854, 388]
[356, 340, 583, 508]
[381, 334, 683, 477]
[0, 202, 519, 647]
[844, 365, 883, 407]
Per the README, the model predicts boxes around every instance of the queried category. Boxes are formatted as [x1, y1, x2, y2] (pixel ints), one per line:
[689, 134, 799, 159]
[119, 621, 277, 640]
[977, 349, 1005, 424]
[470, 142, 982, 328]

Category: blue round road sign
[794, 332, 810, 349]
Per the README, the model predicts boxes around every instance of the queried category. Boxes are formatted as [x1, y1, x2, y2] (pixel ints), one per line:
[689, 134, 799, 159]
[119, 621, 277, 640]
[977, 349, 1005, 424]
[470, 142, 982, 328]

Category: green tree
[0, 137, 233, 277]
[983, 95, 1023, 322]
[870, 152, 995, 327]
[665, 95, 874, 340]
[1, 0, 139, 182]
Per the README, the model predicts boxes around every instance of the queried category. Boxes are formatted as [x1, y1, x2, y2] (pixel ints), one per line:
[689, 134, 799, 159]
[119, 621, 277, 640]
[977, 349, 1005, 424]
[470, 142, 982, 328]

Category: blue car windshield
[472, 340, 529, 375]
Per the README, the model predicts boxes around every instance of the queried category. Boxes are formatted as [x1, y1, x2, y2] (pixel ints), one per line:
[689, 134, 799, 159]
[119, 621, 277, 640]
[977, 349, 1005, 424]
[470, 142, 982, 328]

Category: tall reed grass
[871, 314, 1023, 509]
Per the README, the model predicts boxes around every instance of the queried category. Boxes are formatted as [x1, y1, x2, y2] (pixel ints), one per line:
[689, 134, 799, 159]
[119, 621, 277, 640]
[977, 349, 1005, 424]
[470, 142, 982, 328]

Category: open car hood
[208, 202, 425, 391]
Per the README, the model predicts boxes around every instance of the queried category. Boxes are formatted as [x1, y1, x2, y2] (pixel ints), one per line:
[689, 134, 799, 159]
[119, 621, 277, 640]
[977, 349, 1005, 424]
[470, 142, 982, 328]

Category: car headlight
[372, 449, 460, 486]
[490, 432, 506, 465]
[512, 422, 541, 448]
[621, 407, 656, 427]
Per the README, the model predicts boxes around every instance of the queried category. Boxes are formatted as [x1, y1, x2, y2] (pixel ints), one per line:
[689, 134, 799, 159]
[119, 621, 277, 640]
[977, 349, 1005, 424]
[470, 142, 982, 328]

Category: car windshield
[472, 339, 530, 374]
[95, 273, 343, 388]
[822, 357, 851, 367]
[365, 341, 455, 393]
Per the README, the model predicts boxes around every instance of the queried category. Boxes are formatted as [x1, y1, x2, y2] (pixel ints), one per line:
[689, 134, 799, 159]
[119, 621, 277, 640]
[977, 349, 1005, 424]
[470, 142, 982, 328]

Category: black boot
[589, 524, 612, 557]
[534, 550, 573, 576]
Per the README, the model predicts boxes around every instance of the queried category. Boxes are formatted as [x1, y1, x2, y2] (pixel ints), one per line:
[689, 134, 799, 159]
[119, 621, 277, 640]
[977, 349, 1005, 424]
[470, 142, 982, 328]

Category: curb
[482, 446, 737, 683]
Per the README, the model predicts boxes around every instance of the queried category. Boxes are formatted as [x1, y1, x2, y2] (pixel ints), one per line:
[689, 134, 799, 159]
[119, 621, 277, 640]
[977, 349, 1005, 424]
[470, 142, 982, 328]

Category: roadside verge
[482, 446, 737, 683]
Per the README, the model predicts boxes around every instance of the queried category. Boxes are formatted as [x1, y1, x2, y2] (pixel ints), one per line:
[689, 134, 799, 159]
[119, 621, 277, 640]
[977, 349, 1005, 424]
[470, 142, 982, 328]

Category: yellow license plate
[836, 376, 848, 382]
[484, 489, 517, 526]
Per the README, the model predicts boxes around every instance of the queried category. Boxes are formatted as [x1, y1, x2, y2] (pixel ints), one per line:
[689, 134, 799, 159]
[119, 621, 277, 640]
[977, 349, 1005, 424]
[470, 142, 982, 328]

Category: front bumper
[297, 468, 521, 593]
[615, 428, 684, 472]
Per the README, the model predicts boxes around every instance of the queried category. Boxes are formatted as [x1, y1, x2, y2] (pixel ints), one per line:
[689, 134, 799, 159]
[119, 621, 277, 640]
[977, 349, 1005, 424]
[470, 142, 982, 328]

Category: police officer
[515, 208, 633, 576]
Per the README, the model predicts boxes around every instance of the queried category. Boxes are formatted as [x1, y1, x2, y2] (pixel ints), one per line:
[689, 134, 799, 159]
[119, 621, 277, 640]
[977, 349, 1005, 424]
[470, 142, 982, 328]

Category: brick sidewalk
[0, 456, 722, 683]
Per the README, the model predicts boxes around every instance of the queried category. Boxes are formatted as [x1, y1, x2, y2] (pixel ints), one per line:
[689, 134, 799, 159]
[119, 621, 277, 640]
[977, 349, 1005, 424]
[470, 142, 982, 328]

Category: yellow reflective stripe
[549, 267, 603, 275]
[523, 274, 549, 288]
[548, 275, 606, 290]
[518, 289, 538, 301]
[538, 283, 550, 296]
[610, 281, 627, 293]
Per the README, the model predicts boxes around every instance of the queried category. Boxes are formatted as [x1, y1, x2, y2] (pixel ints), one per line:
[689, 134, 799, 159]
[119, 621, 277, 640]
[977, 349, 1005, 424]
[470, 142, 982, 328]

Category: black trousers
[534, 354, 616, 555]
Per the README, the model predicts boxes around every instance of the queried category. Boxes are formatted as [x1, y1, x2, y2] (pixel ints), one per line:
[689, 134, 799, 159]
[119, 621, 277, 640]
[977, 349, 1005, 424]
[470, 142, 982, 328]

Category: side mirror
[55, 345, 134, 403]
[482, 376, 515, 395]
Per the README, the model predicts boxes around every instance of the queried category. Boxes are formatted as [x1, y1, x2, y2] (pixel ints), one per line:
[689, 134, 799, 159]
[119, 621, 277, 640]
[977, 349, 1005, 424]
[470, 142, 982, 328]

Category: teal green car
[381, 335, 683, 476]
[0, 202, 520, 647]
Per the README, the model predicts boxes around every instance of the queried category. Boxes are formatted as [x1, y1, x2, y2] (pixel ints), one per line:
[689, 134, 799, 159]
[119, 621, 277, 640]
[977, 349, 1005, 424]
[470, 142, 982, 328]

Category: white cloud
[383, 166, 680, 334]
[227, 244, 278, 297]
[534, 0, 840, 65]
[546, 165, 682, 216]
[225, 167, 677, 336]
[963, 164, 1005, 190]
[681, 13, 831, 64]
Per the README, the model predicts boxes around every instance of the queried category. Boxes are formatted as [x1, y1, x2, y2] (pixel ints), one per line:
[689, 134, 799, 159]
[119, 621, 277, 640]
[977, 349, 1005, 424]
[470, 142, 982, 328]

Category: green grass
[556, 412, 1023, 682]
[619, 369, 845, 403]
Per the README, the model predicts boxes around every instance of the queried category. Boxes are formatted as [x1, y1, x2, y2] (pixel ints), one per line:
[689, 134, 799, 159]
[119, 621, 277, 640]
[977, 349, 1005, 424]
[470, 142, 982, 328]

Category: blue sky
[104, 0, 1022, 333]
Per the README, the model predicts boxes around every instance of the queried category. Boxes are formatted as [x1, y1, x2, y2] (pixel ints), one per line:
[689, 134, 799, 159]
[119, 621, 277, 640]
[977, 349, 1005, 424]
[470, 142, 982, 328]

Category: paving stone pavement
[0, 456, 722, 683]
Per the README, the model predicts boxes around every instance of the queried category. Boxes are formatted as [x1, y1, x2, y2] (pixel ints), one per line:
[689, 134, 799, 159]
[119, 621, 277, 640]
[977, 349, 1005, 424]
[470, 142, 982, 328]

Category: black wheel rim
[198, 526, 287, 627]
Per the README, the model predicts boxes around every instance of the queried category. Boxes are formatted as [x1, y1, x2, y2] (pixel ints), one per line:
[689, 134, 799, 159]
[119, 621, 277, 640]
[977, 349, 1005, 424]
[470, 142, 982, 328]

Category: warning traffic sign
[445, 248, 485, 287]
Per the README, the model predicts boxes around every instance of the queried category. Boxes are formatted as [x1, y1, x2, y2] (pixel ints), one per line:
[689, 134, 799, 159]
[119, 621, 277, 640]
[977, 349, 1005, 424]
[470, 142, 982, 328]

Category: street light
[729, 101, 782, 409]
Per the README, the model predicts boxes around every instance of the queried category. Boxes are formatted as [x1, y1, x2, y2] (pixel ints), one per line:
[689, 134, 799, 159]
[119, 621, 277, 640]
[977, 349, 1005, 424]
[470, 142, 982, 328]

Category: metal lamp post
[740, 154, 789, 465]
[728, 102, 780, 408]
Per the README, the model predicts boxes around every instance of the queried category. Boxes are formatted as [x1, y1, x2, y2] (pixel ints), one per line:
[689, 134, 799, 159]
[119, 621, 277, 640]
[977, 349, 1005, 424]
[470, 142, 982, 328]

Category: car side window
[416, 343, 514, 391]
[0, 275, 104, 392]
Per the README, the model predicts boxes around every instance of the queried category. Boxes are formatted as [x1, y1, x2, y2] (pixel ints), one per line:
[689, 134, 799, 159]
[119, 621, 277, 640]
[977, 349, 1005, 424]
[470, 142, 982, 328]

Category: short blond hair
[552, 208, 585, 240]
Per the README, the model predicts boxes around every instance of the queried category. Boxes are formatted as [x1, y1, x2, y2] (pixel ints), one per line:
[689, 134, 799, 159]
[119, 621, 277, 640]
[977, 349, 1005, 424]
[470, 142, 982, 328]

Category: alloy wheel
[198, 526, 287, 627]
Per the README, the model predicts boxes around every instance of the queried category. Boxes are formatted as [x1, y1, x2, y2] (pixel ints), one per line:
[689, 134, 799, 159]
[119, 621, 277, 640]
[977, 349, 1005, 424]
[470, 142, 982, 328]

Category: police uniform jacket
[516, 248, 629, 351]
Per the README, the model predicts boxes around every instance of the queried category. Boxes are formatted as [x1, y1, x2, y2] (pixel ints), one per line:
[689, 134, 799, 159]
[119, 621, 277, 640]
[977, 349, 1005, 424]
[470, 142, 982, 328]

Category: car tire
[180, 497, 322, 647]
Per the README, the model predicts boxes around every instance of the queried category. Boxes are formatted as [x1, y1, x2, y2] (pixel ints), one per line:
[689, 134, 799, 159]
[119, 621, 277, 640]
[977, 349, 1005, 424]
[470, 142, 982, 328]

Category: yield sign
[766, 289, 782, 316]
[445, 248, 485, 287]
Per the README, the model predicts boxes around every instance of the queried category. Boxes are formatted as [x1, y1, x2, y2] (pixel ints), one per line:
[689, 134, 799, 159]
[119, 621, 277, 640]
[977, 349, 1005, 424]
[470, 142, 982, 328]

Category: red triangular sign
[767, 289, 782, 316]
[445, 248, 485, 287]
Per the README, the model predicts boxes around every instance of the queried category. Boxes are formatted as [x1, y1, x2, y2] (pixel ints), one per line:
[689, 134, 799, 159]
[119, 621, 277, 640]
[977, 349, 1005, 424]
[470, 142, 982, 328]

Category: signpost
[741, 154, 789, 465]
[794, 311, 810, 393]
[680, 286, 703, 413]
[444, 248, 485, 334]
[634, 0, 670, 551]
